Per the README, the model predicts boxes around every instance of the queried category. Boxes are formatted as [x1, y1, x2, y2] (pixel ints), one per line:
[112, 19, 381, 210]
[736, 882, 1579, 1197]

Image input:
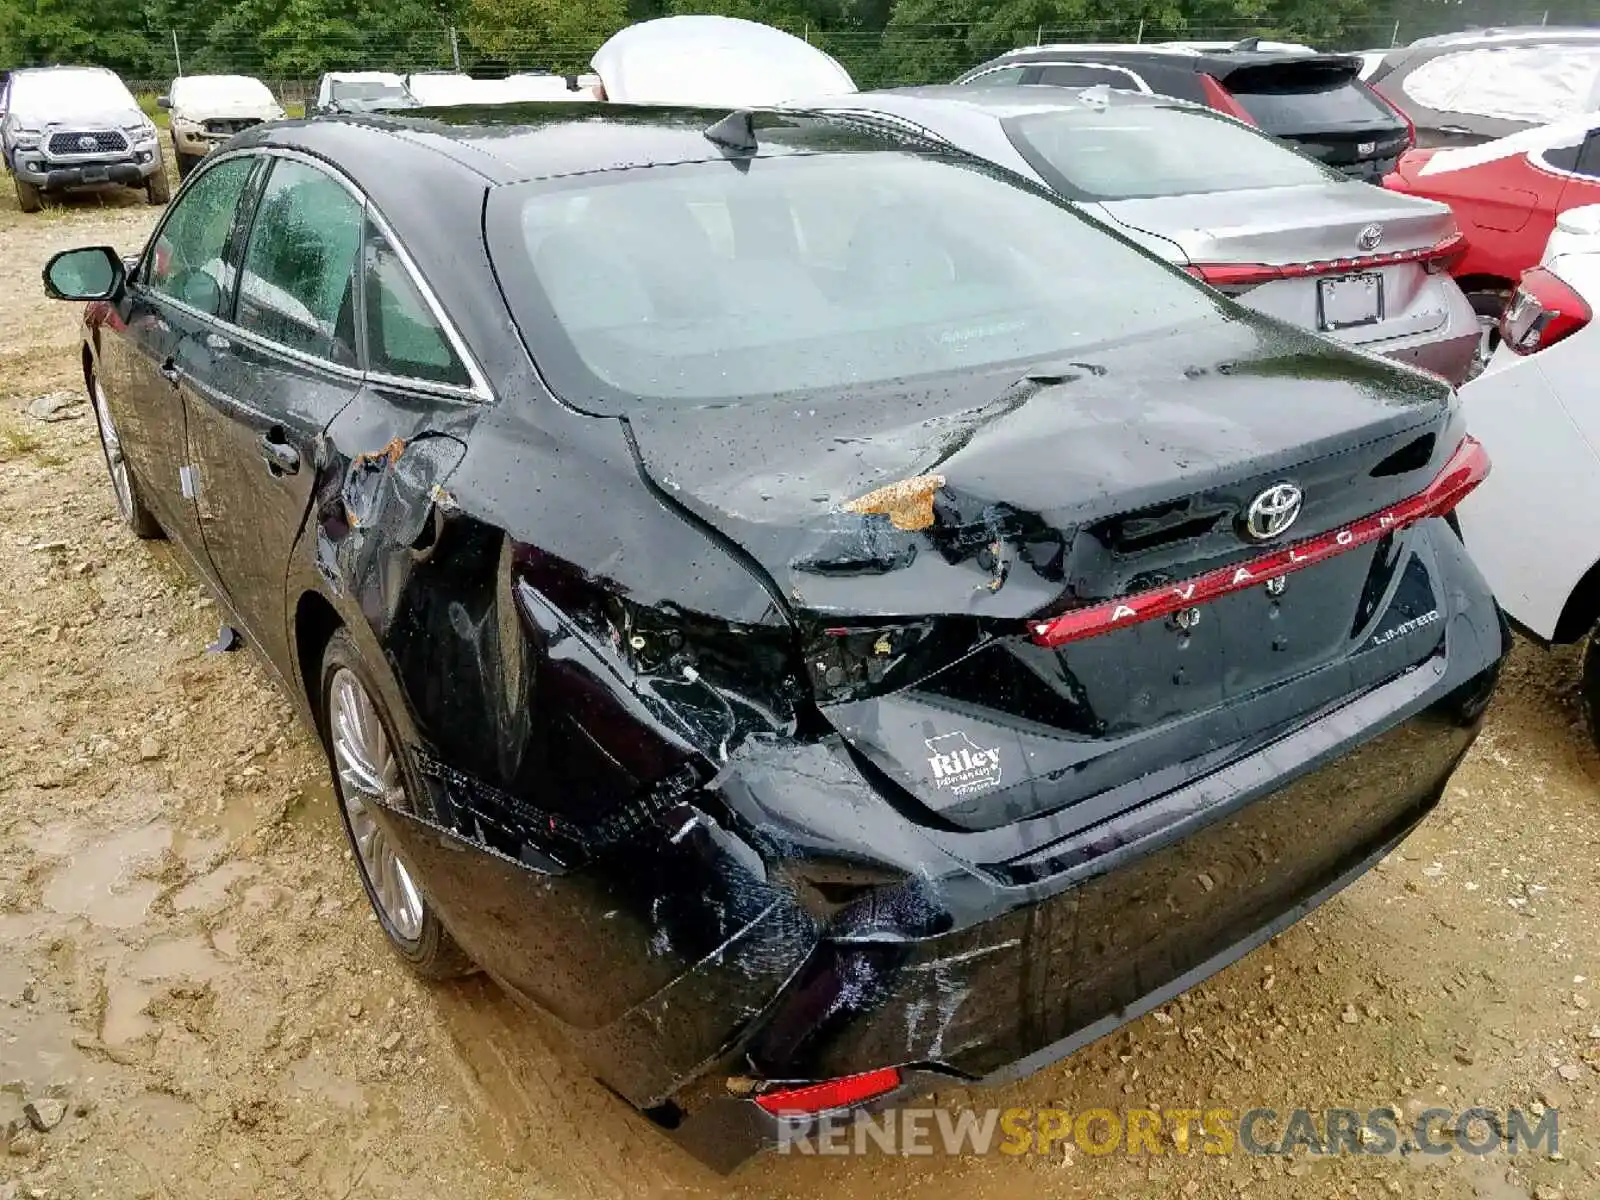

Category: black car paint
[67, 104, 1505, 1168]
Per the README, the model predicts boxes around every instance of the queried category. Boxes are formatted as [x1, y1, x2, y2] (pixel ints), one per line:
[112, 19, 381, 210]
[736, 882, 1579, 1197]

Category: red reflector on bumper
[1029, 436, 1490, 650]
[752, 1066, 904, 1115]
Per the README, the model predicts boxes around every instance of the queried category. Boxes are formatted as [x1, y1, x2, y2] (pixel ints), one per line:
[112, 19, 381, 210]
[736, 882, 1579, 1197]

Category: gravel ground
[0, 179, 1597, 1200]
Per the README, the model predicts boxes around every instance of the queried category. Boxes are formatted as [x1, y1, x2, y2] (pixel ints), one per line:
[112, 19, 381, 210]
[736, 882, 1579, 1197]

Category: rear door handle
[204, 332, 231, 352]
[158, 357, 181, 384]
[259, 428, 300, 476]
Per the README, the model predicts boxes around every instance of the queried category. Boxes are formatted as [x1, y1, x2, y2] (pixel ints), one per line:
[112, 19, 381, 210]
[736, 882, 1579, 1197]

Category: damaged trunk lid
[627, 321, 1459, 833]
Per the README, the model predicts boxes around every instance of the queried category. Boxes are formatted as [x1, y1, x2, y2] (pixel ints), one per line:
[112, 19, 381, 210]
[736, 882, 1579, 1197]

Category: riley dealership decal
[925, 732, 1004, 797]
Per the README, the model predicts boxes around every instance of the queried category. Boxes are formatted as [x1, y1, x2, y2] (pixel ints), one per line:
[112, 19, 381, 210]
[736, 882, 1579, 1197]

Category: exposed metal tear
[841, 473, 946, 531]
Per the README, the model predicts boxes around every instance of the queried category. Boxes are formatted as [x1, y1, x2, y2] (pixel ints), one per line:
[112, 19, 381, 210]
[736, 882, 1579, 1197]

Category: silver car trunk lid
[1094, 181, 1456, 265]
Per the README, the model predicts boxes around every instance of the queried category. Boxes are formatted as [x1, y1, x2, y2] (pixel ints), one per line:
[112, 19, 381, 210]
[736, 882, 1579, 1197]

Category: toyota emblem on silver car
[77, 134, 96, 151]
[1243, 483, 1303, 541]
[1356, 223, 1383, 252]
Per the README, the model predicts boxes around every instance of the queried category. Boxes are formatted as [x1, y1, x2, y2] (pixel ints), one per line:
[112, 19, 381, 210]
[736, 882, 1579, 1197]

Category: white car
[1456, 204, 1600, 731]
[590, 15, 855, 105]
[159, 74, 283, 178]
[405, 71, 590, 106]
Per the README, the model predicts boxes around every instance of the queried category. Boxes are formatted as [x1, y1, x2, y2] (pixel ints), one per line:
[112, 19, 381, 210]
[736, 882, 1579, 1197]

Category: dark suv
[957, 41, 1414, 181]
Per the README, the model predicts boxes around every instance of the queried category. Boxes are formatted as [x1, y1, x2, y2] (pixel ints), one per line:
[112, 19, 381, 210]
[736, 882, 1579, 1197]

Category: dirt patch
[0, 193, 1597, 1200]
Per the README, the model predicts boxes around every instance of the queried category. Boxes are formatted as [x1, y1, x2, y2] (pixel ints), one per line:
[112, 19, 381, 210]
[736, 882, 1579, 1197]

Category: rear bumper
[666, 594, 1506, 1167]
[673, 791, 1436, 1170]
[1338, 282, 1480, 385]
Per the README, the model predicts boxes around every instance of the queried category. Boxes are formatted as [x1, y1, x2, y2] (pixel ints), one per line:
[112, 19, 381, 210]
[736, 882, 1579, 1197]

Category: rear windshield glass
[1004, 106, 1339, 201]
[1229, 76, 1394, 130]
[496, 152, 1215, 406]
[332, 80, 409, 102]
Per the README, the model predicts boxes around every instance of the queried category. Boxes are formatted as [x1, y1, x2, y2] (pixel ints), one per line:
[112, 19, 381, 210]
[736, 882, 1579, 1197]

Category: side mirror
[43, 246, 124, 301]
[157, 95, 172, 110]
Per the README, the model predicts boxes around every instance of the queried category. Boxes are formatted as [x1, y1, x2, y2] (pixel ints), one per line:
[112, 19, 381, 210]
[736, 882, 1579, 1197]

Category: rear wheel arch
[293, 590, 344, 721]
[1455, 273, 1517, 298]
[1553, 556, 1600, 645]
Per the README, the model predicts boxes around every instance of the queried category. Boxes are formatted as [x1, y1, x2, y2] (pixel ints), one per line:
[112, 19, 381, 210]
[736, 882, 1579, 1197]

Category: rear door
[181, 153, 365, 669]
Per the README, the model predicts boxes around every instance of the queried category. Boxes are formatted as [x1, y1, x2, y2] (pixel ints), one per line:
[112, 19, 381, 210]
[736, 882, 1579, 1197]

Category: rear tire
[319, 629, 475, 981]
[14, 177, 42, 213]
[145, 163, 171, 205]
[1466, 288, 1511, 376]
[89, 370, 162, 539]
[1581, 627, 1600, 757]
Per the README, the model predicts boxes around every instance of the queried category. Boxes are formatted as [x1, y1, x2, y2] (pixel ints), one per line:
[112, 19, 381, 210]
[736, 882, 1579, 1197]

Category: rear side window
[1035, 64, 1143, 90]
[363, 222, 471, 387]
[1004, 105, 1340, 201]
[236, 158, 363, 365]
[1226, 69, 1394, 130]
[963, 65, 1027, 86]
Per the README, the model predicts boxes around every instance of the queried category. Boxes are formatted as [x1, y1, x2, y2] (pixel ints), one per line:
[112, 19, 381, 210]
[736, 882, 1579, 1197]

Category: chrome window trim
[140, 144, 494, 403]
[960, 64, 1031, 85]
[1024, 60, 1153, 94]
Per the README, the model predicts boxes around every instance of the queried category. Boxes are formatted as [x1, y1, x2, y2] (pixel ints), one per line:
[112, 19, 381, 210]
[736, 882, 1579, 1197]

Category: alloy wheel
[91, 378, 134, 521]
[329, 667, 425, 943]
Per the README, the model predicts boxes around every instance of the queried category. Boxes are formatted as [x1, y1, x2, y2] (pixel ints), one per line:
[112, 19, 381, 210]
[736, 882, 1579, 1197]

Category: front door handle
[158, 357, 181, 385]
[259, 428, 300, 476]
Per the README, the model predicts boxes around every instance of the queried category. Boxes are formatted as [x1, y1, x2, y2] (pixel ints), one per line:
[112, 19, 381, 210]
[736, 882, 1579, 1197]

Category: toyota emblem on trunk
[1243, 483, 1303, 541]
[77, 135, 96, 151]
[1356, 223, 1383, 251]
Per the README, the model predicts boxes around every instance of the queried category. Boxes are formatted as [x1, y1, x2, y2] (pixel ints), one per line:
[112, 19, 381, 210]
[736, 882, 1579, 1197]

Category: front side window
[144, 156, 256, 315]
[236, 158, 363, 364]
[494, 151, 1215, 407]
[1005, 105, 1342, 201]
[363, 222, 471, 387]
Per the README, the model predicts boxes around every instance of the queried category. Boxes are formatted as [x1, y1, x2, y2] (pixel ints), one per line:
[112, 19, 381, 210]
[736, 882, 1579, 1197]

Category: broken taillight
[1186, 232, 1467, 290]
[805, 621, 945, 703]
[1029, 436, 1490, 649]
[753, 1066, 903, 1116]
[1500, 266, 1592, 356]
[1198, 74, 1257, 124]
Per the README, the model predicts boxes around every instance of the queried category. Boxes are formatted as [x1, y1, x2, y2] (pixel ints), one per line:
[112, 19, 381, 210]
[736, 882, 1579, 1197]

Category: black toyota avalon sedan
[42, 103, 1506, 1169]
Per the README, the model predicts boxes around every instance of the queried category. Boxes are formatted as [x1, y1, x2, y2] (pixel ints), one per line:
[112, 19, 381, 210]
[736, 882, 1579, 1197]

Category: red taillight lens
[1198, 73, 1257, 124]
[1365, 81, 1416, 150]
[1186, 232, 1468, 290]
[1029, 437, 1490, 649]
[753, 1066, 903, 1116]
[1500, 266, 1592, 356]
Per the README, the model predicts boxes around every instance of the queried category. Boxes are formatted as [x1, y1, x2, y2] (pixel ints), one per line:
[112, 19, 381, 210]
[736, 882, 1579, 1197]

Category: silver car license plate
[1318, 273, 1383, 330]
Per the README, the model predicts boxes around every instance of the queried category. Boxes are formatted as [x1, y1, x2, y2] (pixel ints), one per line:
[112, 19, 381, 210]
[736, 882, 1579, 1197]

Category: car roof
[233, 102, 952, 190]
[10, 65, 118, 79]
[982, 43, 1359, 72]
[1406, 26, 1600, 48]
[872, 83, 1170, 116]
